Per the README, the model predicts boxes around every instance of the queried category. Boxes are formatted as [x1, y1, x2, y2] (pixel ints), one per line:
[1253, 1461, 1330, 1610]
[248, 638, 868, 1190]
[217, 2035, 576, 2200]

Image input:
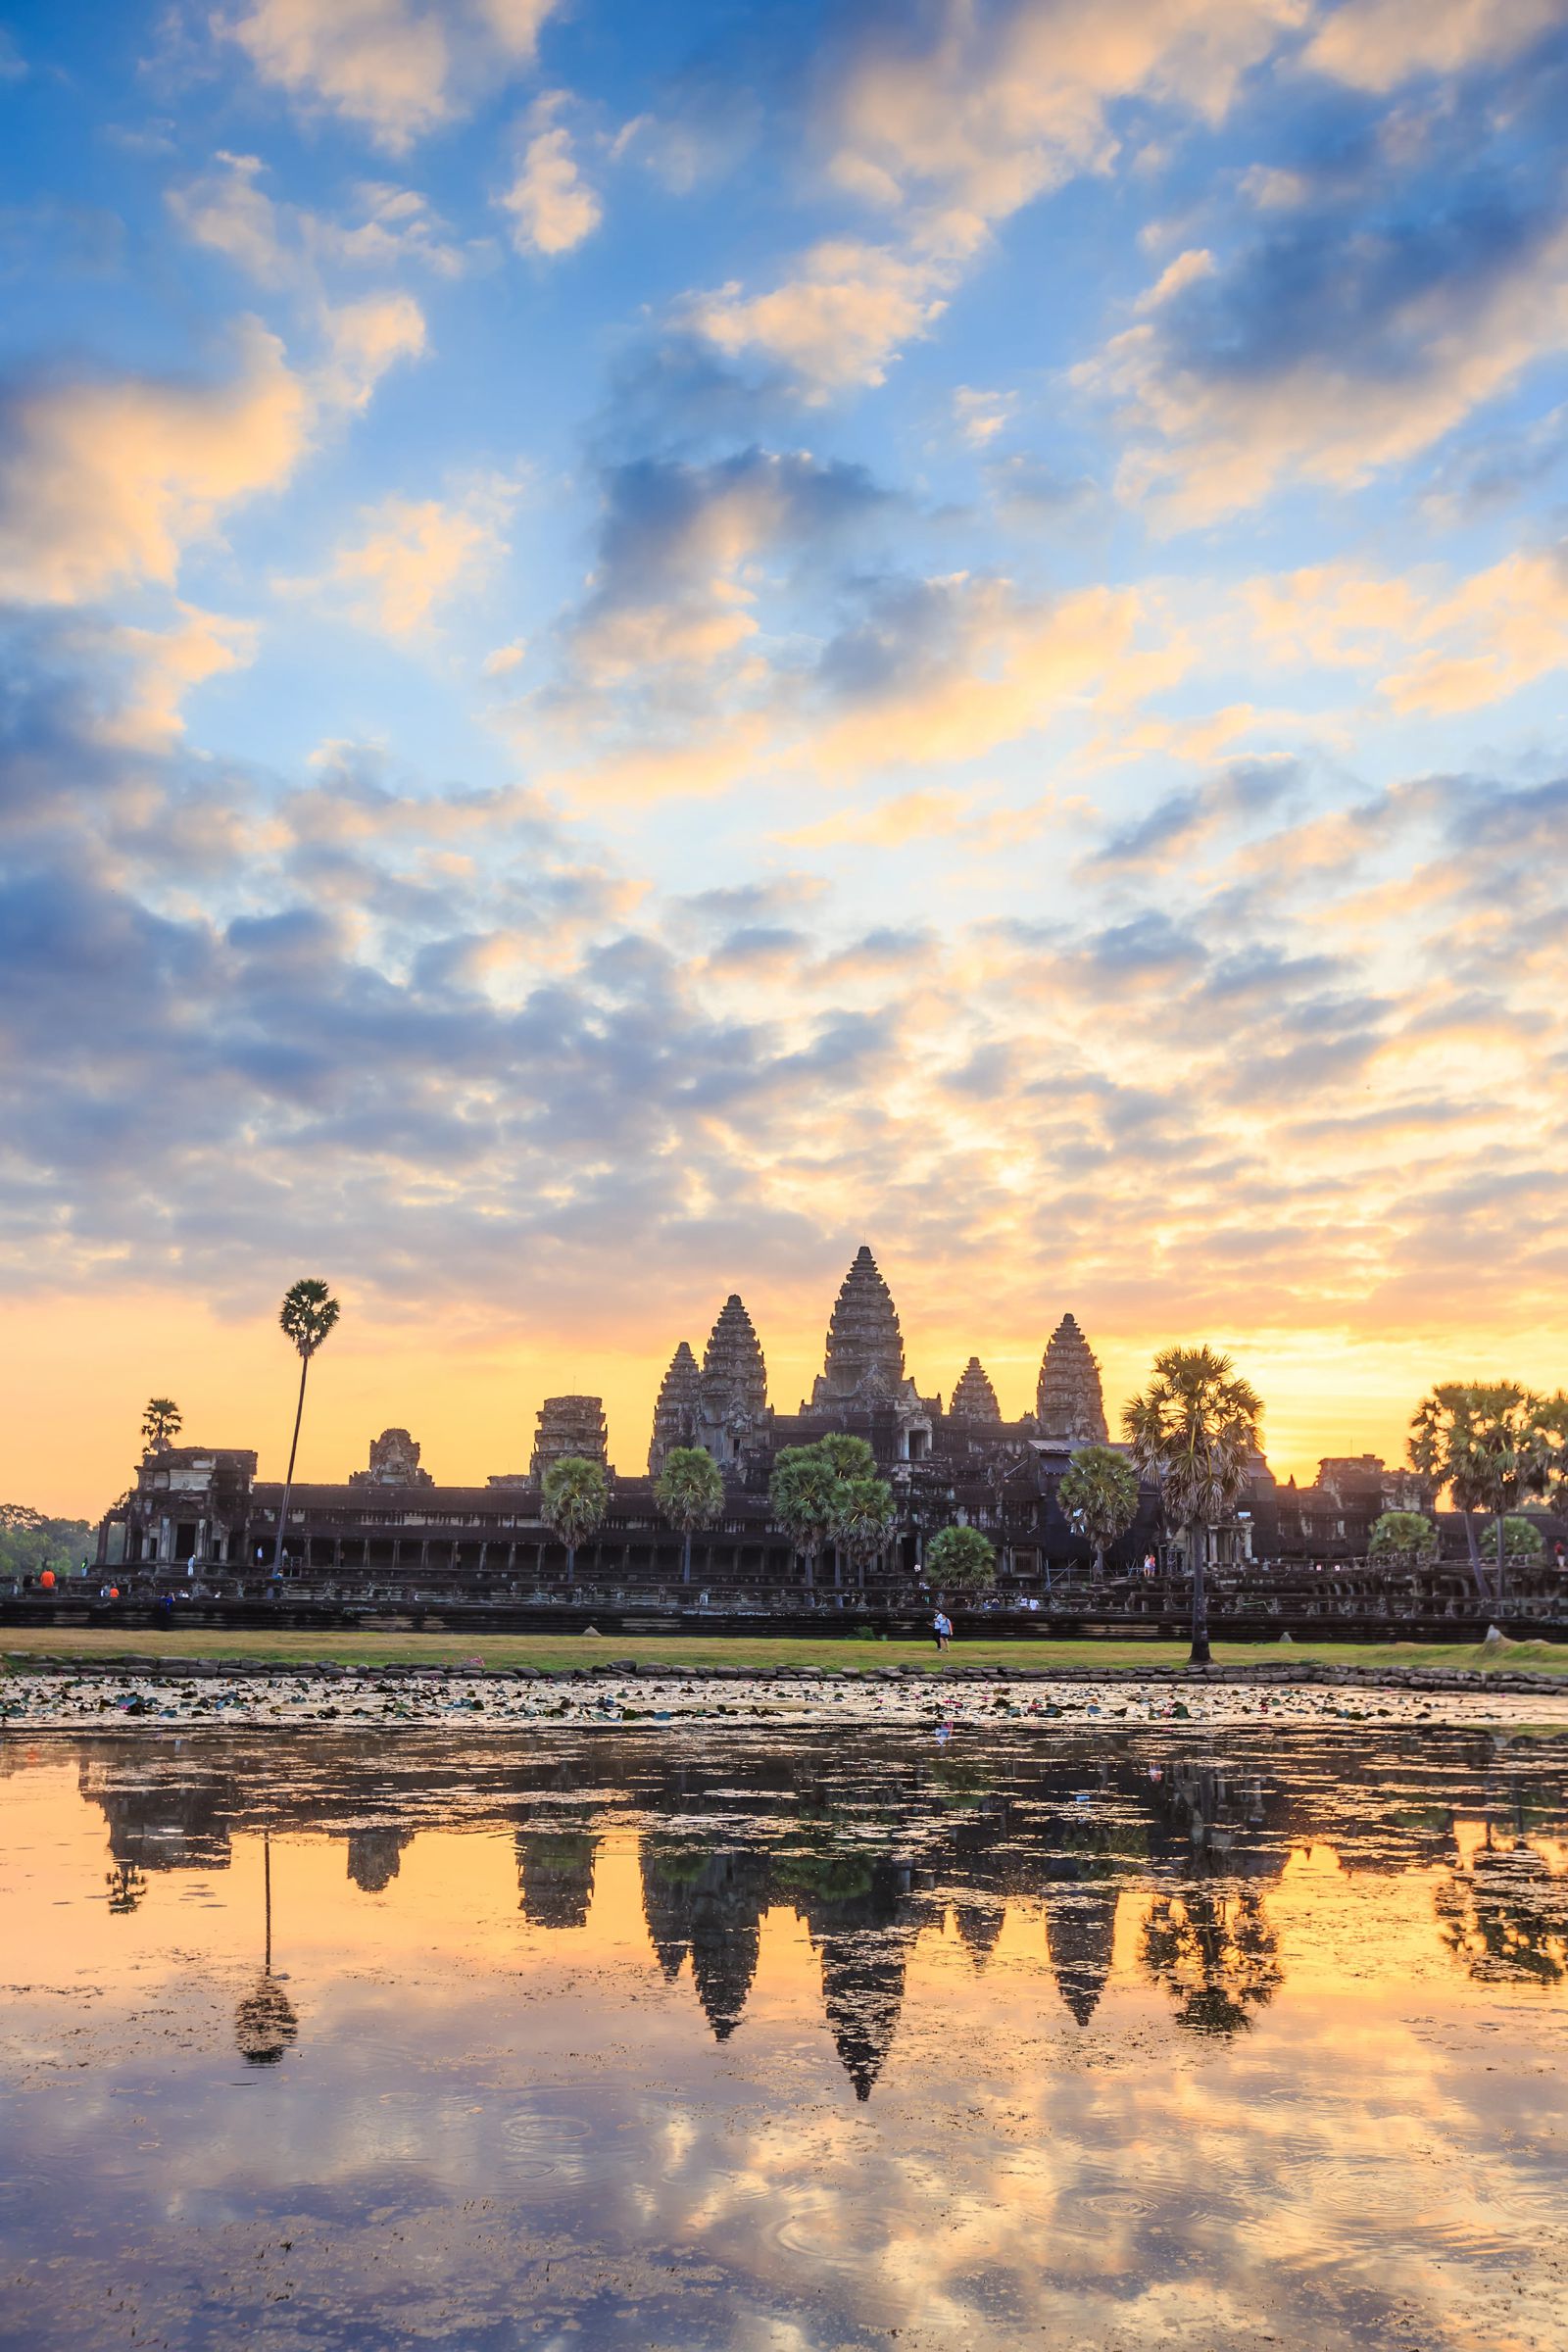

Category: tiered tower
[809, 1245, 906, 1407]
[1035, 1313, 1108, 1446]
[529, 1396, 609, 1479]
[697, 1295, 769, 1468]
[647, 1341, 701, 1475]
[949, 1357, 1002, 1423]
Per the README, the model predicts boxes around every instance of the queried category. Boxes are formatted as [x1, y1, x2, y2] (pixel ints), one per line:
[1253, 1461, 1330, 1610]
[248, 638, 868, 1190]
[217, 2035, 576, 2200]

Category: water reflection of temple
[68, 1728, 1568, 2096]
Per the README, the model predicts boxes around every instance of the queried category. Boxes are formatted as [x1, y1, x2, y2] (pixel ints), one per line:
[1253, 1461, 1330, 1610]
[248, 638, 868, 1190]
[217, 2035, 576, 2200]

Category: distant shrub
[1368, 1510, 1438, 1565]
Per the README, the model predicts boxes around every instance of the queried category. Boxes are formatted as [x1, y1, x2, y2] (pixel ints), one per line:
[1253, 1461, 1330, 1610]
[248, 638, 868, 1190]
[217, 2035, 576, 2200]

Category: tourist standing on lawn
[932, 1608, 953, 1651]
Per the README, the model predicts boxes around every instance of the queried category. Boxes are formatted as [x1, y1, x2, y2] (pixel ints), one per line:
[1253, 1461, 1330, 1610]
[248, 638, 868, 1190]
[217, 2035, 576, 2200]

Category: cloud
[1302, 0, 1563, 92]
[672, 1, 1312, 408]
[168, 152, 293, 284]
[106, 605, 259, 744]
[499, 93, 603, 257]
[170, 154, 470, 285]
[1246, 547, 1568, 715]
[1085, 198, 1568, 522]
[223, 0, 559, 151]
[953, 386, 1015, 447]
[315, 290, 428, 409]
[553, 446, 889, 703]
[284, 479, 517, 636]
[808, 571, 1185, 773]
[825, 0, 1306, 223]
[0, 319, 311, 604]
[681, 238, 951, 395]
[1083, 756, 1302, 871]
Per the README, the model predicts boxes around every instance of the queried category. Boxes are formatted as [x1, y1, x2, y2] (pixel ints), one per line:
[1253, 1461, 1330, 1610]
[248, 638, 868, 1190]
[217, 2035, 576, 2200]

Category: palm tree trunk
[566, 1542, 575, 1587]
[1188, 1524, 1210, 1667]
[1494, 1514, 1506, 1609]
[272, 1354, 310, 1574]
[682, 1528, 692, 1586]
[1094, 1541, 1105, 1582]
[1461, 1508, 1493, 1603]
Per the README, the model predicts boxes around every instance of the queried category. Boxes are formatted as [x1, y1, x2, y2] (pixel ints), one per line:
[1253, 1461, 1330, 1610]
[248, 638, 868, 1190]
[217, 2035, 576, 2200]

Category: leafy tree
[769, 1446, 842, 1589]
[926, 1523, 996, 1595]
[654, 1446, 726, 1585]
[272, 1278, 340, 1574]
[1122, 1346, 1262, 1667]
[0, 1504, 95, 1581]
[1410, 1382, 1551, 1600]
[540, 1454, 609, 1584]
[1056, 1445, 1140, 1579]
[1499, 1514, 1544, 1559]
[140, 1397, 182, 1453]
[1368, 1509, 1439, 1566]
[836, 1473, 897, 1589]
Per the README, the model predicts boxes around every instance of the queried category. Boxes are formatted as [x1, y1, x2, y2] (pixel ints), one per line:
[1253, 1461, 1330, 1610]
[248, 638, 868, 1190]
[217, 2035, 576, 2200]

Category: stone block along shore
[6, 1653, 1568, 1730]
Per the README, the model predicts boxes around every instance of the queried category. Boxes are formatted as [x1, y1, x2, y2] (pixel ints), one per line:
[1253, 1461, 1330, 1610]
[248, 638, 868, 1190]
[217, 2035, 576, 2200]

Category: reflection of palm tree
[235, 1833, 298, 2066]
[1141, 1887, 1282, 2035]
[105, 1861, 147, 1914]
[1436, 1846, 1568, 1987]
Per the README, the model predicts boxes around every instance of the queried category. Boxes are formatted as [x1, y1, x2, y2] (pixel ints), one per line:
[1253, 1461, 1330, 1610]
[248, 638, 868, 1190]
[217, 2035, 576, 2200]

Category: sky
[2, 0, 1567, 1517]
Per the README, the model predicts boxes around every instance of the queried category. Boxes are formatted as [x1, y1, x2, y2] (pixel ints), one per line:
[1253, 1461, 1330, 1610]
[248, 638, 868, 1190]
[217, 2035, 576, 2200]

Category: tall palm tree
[1122, 1346, 1262, 1666]
[655, 1446, 726, 1585]
[1056, 1445, 1140, 1580]
[272, 1278, 340, 1575]
[836, 1474, 896, 1590]
[540, 1455, 609, 1584]
[140, 1397, 182, 1453]
[768, 1446, 841, 1590]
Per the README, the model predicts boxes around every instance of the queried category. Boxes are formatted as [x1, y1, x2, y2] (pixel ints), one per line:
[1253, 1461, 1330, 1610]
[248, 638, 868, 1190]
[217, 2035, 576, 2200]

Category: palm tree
[1122, 1345, 1262, 1667]
[140, 1397, 182, 1454]
[1410, 1383, 1551, 1603]
[768, 1446, 842, 1590]
[540, 1455, 609, 1585]
[926, 1523, 996, 1596]
[655, 1446, 726, 1585]
[836, 1474, 897, 1590]
[1056, 1445, 1140, 1580]
[272, 1278, 340, 1575]
[234, 1832, 298, 2066]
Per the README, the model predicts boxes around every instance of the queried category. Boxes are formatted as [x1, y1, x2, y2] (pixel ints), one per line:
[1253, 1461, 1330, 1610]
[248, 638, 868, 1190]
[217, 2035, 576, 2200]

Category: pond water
[2, 1725, 1566, 2351]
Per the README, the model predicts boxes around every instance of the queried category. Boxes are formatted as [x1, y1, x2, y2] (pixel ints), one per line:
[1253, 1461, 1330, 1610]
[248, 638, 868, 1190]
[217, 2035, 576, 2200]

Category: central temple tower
[804, 1244, 934, 1457]
[811, 1245, 906, 1406]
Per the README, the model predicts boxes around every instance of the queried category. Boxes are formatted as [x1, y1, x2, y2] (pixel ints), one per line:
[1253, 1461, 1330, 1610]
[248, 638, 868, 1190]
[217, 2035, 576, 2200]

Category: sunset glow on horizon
[3, 0, 1566, 1519]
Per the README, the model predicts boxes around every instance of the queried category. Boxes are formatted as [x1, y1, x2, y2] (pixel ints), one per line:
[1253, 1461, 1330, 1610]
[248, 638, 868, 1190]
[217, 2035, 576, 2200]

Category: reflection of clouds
[6, 1737, 1568, 2348]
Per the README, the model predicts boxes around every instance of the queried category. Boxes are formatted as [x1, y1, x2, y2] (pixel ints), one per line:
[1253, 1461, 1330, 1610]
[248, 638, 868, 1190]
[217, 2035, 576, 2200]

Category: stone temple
[100, 1241, 1426, 1589]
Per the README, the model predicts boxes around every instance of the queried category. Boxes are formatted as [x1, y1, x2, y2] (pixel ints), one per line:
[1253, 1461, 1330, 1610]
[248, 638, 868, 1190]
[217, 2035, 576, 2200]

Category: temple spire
[1036, 1312, 1108, 1445]
[648, 1340, 701, 1475]
[950, 1356, 1001, 1423]
[697, 1294, 769, 1467]
[814, 1244, 905, 1404]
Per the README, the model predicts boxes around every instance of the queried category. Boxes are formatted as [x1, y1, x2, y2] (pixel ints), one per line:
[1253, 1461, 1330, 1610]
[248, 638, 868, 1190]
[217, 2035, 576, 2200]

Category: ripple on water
[499, 2104, 604, 2193]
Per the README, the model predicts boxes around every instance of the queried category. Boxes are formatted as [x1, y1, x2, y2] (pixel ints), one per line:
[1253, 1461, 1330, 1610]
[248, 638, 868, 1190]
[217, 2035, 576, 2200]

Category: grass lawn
[2, 1628, 1565, 1676]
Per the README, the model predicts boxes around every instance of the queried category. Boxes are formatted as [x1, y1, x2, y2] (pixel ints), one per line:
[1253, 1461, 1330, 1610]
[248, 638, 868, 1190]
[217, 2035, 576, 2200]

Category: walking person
[932, 1606, 953, 1652]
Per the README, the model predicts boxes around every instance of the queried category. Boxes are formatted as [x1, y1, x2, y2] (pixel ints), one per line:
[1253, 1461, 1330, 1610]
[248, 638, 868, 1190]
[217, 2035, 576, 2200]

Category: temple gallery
[100, 1246, 1423, 1587]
